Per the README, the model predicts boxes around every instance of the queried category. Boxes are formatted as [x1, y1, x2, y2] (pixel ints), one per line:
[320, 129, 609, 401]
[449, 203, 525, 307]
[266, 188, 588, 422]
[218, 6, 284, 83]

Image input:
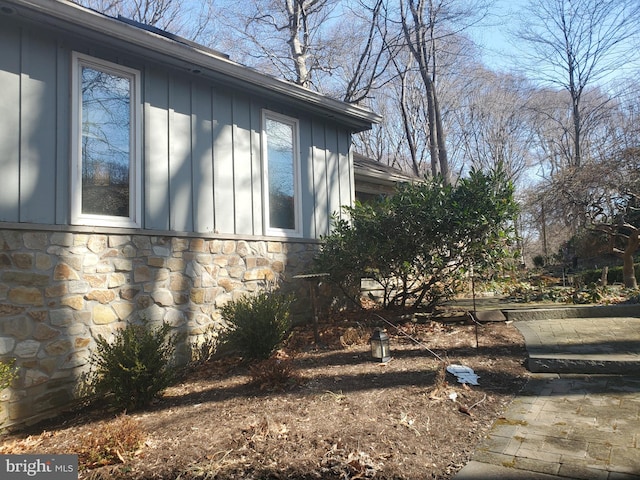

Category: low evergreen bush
[581, 266, 640, 285]
[89, 321, 178, 411]
[0, 357, 17, 424]
[0, 358, 16, 392]
[221, 292, 293, 360]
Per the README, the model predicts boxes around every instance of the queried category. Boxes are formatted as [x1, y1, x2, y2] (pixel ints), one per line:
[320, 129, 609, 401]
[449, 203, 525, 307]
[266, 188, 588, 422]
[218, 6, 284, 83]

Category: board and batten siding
[0, 18, 354, 240]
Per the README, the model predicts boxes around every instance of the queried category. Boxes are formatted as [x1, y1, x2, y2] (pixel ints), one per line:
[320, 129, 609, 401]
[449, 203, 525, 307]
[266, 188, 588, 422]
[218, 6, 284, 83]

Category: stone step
[527, 353, 640, 374]
[513, 315, 640, 375]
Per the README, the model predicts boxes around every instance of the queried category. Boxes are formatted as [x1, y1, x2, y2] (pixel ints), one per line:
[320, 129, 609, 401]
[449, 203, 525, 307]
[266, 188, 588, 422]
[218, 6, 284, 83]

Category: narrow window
[71, 53, 141, 227]
[263, 111, 301, 236]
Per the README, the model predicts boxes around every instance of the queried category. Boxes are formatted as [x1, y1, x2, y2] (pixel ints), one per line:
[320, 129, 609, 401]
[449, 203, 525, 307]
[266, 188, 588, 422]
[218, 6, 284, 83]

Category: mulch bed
[1, 308, 530, 479]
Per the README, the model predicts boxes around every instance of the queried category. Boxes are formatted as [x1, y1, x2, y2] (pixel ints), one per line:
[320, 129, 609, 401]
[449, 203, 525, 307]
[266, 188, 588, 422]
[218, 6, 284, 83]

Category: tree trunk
[621, 253, 637, 289]
[286, 0, 310, 87]
[426, 82, 439, 178]
[432, 88, 449, 184]
[621, 249, 638, 289]
[600, 266, 608, 286]
[398, 68, 420, 176]
[572, 94, 581, 168]
[617, 228, 639, 289]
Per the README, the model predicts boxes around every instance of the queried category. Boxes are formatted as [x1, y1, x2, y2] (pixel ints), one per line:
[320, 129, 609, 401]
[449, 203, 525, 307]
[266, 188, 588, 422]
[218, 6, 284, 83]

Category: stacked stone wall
[0, 228, 316, 428]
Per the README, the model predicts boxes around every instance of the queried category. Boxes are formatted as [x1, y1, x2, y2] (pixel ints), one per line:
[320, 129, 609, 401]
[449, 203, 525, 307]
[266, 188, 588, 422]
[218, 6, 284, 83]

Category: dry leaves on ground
[1, 310, 529, 480]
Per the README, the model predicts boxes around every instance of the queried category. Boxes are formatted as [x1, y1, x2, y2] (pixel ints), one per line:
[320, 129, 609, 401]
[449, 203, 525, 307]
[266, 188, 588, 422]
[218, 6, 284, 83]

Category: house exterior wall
[0, 14, 354, 238]
[0, 228, 317, 428]
[0, 8, 361, 427]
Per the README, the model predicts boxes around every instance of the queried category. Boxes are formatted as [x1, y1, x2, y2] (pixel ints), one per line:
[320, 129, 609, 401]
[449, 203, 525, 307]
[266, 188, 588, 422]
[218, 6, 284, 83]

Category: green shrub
[533, 255, 545, 268]
[0, 358, 17, 392]
[221, 292, 293, 360]
[89, 321, 178, 411]
[315, 167, 518, 310]
[581, 266, 640, 285]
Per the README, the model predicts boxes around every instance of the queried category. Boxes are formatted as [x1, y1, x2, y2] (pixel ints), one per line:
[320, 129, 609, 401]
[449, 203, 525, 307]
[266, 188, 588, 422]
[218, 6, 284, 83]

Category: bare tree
[214, 0, 341, 89]
[547, 148, 640, 287]
[514, 0, 640, 168]
[524, 77, 640, 284]
[396, 0, 490, 184]
[352, 83, 430, 174]
[450, 68, 535, 185]
[398, 0, 447, 181]
[340, 0, 395, 103]
[585, 81, 640, 287]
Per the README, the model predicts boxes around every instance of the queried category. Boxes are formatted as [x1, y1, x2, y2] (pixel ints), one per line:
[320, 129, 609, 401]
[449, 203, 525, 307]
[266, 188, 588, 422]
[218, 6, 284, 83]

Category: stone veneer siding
[0, 228, 317, 428]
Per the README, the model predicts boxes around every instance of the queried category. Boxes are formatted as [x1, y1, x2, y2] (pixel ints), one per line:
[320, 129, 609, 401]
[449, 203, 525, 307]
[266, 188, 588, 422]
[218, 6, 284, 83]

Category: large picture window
[71, 53, 141, 227]
[263, 111, 301, 236]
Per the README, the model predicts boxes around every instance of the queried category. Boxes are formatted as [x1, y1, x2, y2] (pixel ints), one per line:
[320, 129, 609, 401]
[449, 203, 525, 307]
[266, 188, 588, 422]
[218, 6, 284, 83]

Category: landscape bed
[1, 310, 529, 479]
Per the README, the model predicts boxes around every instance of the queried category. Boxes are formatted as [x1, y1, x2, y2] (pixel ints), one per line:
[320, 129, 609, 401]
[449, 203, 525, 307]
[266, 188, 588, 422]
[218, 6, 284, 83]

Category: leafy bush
[221, 292, 293, 360]
[89, 321, 178, 411]
[0, 358, 17, 424]
[0, 358, 16, 391]
[581, 266, 640, 285]
[315, 167, 518, 310]
[572, 284, 606, 304]
[533, 255, 546, 268]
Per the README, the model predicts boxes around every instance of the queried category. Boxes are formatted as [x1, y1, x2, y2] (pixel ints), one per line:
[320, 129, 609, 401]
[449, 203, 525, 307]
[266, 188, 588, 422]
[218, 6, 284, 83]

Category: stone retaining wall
[0, 228, 317, 428]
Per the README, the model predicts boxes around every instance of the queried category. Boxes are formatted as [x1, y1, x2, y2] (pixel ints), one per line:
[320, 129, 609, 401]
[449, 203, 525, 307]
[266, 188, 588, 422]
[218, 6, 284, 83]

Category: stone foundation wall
[0, 228, 317, 428]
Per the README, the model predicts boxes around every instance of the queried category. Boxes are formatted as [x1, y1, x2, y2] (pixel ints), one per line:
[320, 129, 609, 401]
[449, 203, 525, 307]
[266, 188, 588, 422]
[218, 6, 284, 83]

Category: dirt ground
[1, 307, 530, 479]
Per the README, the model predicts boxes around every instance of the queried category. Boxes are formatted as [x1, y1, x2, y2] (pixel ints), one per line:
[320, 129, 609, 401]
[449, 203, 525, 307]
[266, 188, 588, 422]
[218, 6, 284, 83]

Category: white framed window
[262, 110, 302, 237]
[71, 52, 142, 228]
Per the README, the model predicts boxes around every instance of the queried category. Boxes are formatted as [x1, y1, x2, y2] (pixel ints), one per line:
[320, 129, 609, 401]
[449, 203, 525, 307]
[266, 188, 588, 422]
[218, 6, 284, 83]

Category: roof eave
[5, 0, 382, 132]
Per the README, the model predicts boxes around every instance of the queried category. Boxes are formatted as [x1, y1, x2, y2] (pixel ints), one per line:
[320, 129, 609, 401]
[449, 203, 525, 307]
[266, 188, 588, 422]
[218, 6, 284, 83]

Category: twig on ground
[468, 393, 488, 411]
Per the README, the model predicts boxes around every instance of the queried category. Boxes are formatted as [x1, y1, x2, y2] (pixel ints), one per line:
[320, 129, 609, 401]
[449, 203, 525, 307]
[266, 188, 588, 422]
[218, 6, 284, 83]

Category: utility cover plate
[446, 364, 480, 385]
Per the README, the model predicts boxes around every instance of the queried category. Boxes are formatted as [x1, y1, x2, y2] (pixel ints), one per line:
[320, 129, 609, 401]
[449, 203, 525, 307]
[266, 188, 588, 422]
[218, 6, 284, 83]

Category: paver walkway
[455, 310, 640, 480]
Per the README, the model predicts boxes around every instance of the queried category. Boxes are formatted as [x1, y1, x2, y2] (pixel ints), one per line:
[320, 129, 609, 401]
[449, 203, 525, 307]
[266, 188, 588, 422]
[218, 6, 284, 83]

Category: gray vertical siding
[232, 94, 254, 235]
[299, 117, 316, 238]
[338, 130, 353, 209]
[145, 66, 171, 230]
[212, 88, 235, 234]
[0, 25, 59, 225]
[192, 82, 215, 234]
[0, 22, 21, 223]
[0, 18, 355, 240]
[312, 119, 329, 237]
[20, 31, 58, 224]
[168, 76, 194, 232]
[55, 42, 70, 226]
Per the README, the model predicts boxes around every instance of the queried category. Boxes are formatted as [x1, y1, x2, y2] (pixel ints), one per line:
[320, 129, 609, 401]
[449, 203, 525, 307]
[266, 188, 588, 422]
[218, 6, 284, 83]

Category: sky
[467, 0, 529, 73]
[467, 0, 640, 83]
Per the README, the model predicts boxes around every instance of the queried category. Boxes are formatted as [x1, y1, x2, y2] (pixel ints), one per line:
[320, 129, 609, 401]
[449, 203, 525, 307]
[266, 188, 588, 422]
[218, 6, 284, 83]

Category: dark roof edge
[353, 153, 418, 184]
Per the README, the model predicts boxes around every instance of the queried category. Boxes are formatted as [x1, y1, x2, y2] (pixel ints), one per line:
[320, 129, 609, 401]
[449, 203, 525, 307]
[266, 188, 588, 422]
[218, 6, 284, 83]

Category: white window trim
[262, 110, 302, 237]
[70, 52, 142, 228]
